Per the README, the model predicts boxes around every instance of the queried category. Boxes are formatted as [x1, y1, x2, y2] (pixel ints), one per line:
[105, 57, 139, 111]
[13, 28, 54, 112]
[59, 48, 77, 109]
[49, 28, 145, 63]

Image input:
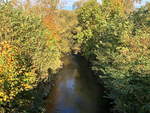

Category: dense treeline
[0, 0, 74, 112]
[73, 0, 150, 113]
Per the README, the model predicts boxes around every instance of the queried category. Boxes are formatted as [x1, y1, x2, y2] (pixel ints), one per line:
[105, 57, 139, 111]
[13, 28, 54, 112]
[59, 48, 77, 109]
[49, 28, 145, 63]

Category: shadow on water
[45, 55, 111, 113]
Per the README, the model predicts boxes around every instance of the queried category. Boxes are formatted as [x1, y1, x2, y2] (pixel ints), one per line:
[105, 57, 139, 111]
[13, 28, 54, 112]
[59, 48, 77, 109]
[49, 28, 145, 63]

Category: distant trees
[74, 0, 150, 113]
[73, 0, 88, 9]
[37, 0, 60, 10]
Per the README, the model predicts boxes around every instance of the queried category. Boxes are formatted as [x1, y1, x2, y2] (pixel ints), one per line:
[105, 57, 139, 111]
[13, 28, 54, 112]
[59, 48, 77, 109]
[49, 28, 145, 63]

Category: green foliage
[75, 0, 150, 113]
[74, 0, 102, 58]
[0, 3, 63, 112]
[0, 3, 62, 74]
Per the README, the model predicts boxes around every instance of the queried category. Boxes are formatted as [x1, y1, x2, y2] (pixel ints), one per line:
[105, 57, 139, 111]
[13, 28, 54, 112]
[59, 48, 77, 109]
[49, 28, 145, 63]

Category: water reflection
[45, 55, 109, 113]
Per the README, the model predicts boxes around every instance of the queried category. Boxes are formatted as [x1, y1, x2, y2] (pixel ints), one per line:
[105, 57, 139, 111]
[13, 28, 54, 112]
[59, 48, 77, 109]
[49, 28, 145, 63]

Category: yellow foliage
[0, 41, 37, 104]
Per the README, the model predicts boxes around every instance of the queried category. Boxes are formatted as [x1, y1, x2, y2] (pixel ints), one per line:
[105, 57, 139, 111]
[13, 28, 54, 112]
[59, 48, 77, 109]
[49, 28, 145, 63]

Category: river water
[45, 55, 110, 113]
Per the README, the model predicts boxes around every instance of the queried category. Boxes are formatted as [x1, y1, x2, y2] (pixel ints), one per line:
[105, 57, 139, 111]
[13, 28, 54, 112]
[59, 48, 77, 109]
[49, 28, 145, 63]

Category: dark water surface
[45, 55, 109, 113]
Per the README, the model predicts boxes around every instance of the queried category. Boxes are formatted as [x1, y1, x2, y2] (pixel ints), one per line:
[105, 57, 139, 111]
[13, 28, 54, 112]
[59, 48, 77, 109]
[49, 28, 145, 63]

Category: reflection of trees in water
[45, 55, 109, 113]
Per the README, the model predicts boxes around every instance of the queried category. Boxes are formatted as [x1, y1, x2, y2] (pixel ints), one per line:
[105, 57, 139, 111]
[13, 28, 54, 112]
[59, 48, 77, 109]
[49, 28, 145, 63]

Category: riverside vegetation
[0, 0, 150, 113]
[73, 0, 150, 113]
[0, 1, 72, 112]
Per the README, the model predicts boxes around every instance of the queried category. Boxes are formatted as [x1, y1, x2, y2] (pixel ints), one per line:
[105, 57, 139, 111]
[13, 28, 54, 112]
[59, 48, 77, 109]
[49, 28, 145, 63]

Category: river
[45, 55, 110, 113]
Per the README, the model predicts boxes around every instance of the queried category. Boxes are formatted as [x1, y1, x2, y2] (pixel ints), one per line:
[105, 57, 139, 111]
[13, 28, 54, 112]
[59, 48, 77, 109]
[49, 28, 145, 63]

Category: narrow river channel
[45, 55, 110, 113]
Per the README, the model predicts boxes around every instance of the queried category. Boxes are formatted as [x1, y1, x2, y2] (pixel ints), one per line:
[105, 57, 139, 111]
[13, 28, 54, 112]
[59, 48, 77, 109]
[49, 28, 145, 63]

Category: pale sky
[136, 0, 150, 8]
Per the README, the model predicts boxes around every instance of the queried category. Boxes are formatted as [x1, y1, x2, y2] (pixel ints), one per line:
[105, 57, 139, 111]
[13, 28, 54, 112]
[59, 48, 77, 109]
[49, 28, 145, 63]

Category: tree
[74, 0, 150, 113]
[0, 4, 63, 112]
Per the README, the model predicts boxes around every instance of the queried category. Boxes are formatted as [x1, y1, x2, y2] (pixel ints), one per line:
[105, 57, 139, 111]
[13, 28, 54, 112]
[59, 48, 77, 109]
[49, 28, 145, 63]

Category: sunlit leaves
[0, 41, 37, 105]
